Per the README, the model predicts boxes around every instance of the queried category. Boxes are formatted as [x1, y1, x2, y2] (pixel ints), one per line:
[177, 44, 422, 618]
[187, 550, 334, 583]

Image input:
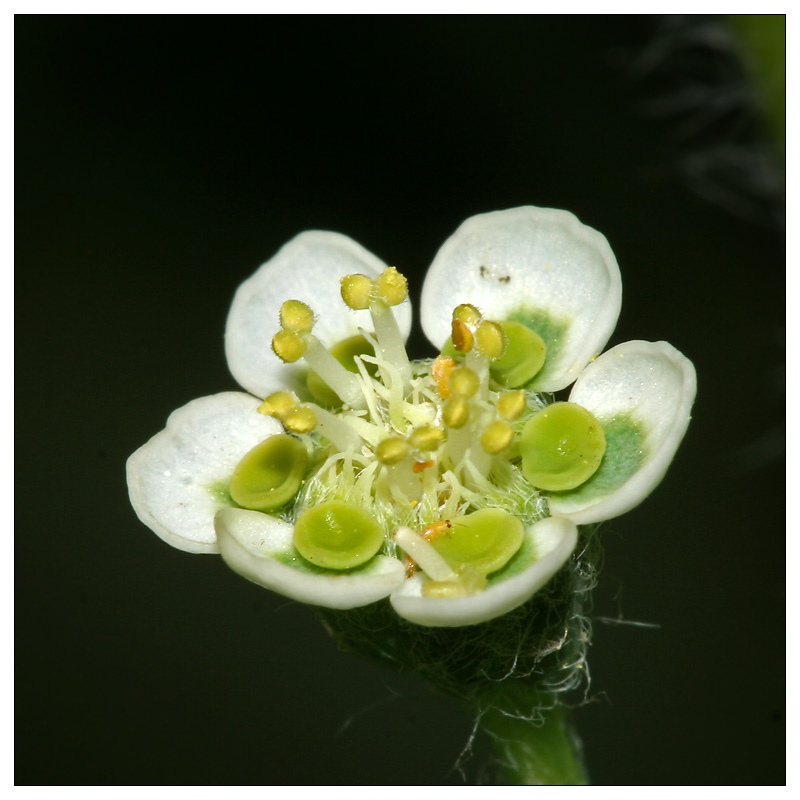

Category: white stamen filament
[310, 405, 364, 452]
[303, 336, 366, 409]
[394, 526, 458, 582]
[369, 300, 412, 391]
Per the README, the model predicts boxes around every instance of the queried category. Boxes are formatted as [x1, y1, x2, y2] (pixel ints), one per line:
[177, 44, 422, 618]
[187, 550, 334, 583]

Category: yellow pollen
[452, 303, 482, 326]
[374, 267, 408, 306]
[279, 299, 315, 334]
[375, 436, 411, 465]
[281, 406, 317, 434]
[497, 390, 527, 420]
[447, 366, 480, 398]
[475, 321, 507, 360]
[452, 319, 474, 353]
[480, 420, 514, 454]
[431, 355, 456, 399]
[340, 274, 374, 310]
[442, 396, 470, 429]
[272, 329, 306, 363]
[409, 425, 445, 452]
[258, 391, 297, 417]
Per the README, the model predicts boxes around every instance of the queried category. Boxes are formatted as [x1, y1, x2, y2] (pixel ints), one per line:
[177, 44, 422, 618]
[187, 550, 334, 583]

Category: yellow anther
[447, 366, 480, 399]
[258, 391, 297, 418]
[442, 397, 470, 429]
[431, 355, 456, 399]
[340, 274, 374, 310]
[452, 303, 482, 326]
[475, 321, 507, 360]
[480, 420, 515, 454]
[374, 267, 408, 306]
[272, 329, 307, 363]
[497, 390, 527, 421]
[279, 300, 315, 334]
[451, 319, 474, 353]
[281, 405, 317, 434]
[408, 425, 445, 453]
[375, 436, 412, 465]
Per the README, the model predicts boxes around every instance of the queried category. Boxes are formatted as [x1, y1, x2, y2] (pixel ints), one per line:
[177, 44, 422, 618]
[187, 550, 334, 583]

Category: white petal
[215, 508, 406, 609]
[549, 340, 697, 524]
[127, 393, 282, 554]
[420, 207, 622, 391]
[225, 231, 413, 399]
[389, 515, 578, 627]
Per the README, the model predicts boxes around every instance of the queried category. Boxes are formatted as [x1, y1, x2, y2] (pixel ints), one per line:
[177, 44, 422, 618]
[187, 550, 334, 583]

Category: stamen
[310, 405, 363, 452]
[442, 397, 470, 429]
[481, 420, 515, 454]
[271, 329, 306, 362]
[497, 390, 527, 420]
[258, 391, 297, 417]
[431, 355, 456, 398]
[369, 297, 413, 389]
[452, 303, 482, 326]
[474, 320, 507, 361]
[448, 366, 480, 398]
[376, 436, 412, 465]
[279, 300, 315, 333]
[451, 319, 474, 353]
[374, 267, 408, 306]
[340, 274, 374, 310]
[281, 405, 317, 434]
[408, 425, 445, 453]
[302, 336, 366, 408]
[394, 526, 458, 582]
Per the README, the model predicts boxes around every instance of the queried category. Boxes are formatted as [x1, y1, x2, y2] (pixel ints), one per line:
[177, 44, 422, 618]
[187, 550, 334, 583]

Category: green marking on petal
[485, 530, 539, 587]
[550, 413, 648, 503]
[505, 306, 570, 385]
[229, 434, 309, 513]
[293, 499, 385, 570]
[520, 402, 606, 491]
[207, 480, 236, 507]
[307, 334, 376, 406]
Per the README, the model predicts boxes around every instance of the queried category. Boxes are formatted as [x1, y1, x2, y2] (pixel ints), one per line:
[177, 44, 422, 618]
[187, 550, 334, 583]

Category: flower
[127, 206, 696, 628]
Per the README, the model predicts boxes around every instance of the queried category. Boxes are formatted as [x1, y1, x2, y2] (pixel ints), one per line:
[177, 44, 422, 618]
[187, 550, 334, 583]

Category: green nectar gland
[520, 401, 606, 491]
[293, 499, 385, 569]
[490, 320, 547, 388]
[229, 434, 309, 513]
[429, 508, 524, 578]
[242, 266, 568, 596]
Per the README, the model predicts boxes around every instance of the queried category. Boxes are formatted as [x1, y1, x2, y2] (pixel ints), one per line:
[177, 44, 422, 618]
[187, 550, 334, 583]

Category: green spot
[207, 480, 235, 507]
[551, 413, 647, 503]
[485, 530, 538, 587]
[490, 320, 547, 388]
[229, 434, 308, 513]
[293, 499, 385, 570]
[505, 306, 570, 386]
[520, 402, 606, 491]
[431, 508, 524, 577]
[307, 335, 376, 406]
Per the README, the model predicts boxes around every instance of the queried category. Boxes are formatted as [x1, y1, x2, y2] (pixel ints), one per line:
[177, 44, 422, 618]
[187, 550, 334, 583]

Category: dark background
[16, 15, 785, 785]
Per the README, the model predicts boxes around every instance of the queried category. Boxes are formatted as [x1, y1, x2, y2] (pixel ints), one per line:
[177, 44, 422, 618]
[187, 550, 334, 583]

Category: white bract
[127, 206, 696, 628]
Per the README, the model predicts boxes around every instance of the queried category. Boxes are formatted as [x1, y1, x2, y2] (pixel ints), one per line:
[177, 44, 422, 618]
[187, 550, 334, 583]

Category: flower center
[230, 267, 605, 596]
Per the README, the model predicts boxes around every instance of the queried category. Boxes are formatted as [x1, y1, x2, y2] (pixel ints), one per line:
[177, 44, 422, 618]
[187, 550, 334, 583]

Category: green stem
[478, 691, 588, 785]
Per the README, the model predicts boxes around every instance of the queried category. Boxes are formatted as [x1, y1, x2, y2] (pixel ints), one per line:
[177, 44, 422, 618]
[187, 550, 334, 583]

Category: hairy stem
[478, 691, 588, 785]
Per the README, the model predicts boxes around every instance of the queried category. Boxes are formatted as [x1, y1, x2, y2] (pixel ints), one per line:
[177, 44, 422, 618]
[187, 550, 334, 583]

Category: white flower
[127, 206, 696, 627]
